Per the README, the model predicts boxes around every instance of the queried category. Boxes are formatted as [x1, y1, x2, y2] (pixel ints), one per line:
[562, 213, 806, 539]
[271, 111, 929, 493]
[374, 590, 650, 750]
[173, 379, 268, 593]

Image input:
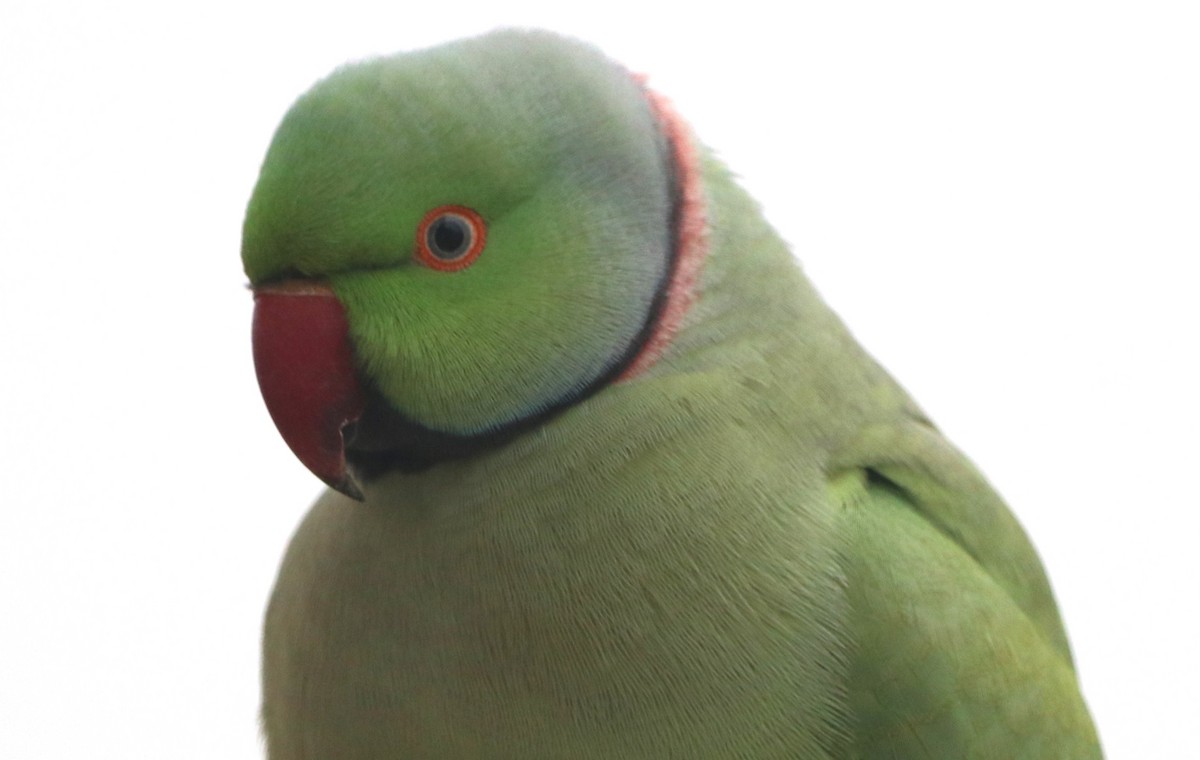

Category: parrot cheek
[252, 281, 366, 500]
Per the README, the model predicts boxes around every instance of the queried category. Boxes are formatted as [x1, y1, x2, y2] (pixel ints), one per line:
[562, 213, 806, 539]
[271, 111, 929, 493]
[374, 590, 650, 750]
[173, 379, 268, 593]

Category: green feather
[244, 31, 673, 433]
[245, 29, 1102, 758]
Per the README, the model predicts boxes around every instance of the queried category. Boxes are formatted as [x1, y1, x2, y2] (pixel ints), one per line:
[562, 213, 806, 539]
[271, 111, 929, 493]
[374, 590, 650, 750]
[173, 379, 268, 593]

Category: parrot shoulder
[827, 422, 1102, 758]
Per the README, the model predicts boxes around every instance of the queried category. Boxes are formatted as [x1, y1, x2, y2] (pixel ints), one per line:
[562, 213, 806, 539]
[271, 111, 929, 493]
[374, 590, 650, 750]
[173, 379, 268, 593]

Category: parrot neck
[617, 85, 708, 382]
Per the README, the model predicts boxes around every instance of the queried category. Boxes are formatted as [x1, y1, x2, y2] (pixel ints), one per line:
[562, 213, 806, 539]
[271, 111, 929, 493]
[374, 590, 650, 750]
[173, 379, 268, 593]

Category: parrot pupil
[428, 216, 470, 259]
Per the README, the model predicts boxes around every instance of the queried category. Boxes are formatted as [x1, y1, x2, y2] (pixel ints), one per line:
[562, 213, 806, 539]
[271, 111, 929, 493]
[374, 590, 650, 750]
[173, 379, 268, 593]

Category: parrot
[242, 29, 1102, 759]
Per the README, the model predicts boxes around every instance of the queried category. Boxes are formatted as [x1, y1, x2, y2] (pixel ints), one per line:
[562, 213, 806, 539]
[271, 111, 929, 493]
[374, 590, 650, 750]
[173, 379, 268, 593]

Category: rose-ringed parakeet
[243, 29, 1102, 759]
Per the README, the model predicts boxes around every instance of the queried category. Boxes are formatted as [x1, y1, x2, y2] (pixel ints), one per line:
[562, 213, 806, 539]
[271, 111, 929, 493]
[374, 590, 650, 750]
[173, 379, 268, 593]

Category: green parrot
[243, 29, 1102, 759]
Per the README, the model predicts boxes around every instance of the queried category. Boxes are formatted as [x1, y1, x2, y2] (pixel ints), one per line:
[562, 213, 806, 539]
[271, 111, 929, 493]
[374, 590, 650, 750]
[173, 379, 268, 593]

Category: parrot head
[243, 31, 706, 499]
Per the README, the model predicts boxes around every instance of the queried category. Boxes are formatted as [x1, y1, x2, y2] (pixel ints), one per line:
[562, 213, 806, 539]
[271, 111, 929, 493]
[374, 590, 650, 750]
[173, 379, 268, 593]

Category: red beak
[251, 281, 366, 500]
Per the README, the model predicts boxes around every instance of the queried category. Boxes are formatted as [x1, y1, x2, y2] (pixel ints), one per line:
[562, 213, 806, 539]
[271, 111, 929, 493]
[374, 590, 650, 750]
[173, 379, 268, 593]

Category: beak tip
[328, 472, 365, 502]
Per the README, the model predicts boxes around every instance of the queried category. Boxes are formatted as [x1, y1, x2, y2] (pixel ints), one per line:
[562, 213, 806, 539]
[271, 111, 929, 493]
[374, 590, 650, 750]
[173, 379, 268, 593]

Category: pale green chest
[263, 392, 850, 758]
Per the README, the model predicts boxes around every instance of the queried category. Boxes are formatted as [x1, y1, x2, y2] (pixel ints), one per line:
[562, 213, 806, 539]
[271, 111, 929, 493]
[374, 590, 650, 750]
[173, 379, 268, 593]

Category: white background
[1, 2, 1196, 757]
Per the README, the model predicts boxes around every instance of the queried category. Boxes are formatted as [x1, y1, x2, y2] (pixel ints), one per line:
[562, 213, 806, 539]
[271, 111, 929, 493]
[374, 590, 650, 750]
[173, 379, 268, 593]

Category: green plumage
[244, 29, 1101, 758]
[245, 33, 671, 433]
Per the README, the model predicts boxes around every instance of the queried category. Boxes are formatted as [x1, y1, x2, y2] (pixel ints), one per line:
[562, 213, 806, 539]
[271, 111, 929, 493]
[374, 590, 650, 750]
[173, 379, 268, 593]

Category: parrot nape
[243, 29, 1102, 759]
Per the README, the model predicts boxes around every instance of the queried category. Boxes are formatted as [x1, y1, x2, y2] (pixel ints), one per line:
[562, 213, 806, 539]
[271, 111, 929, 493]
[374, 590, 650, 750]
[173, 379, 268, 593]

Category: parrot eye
[415, 205, 487, 271]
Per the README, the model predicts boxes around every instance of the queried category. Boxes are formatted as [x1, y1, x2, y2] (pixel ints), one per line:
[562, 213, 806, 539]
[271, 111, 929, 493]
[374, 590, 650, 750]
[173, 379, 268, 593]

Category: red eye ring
[415, 205, 487, 272]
